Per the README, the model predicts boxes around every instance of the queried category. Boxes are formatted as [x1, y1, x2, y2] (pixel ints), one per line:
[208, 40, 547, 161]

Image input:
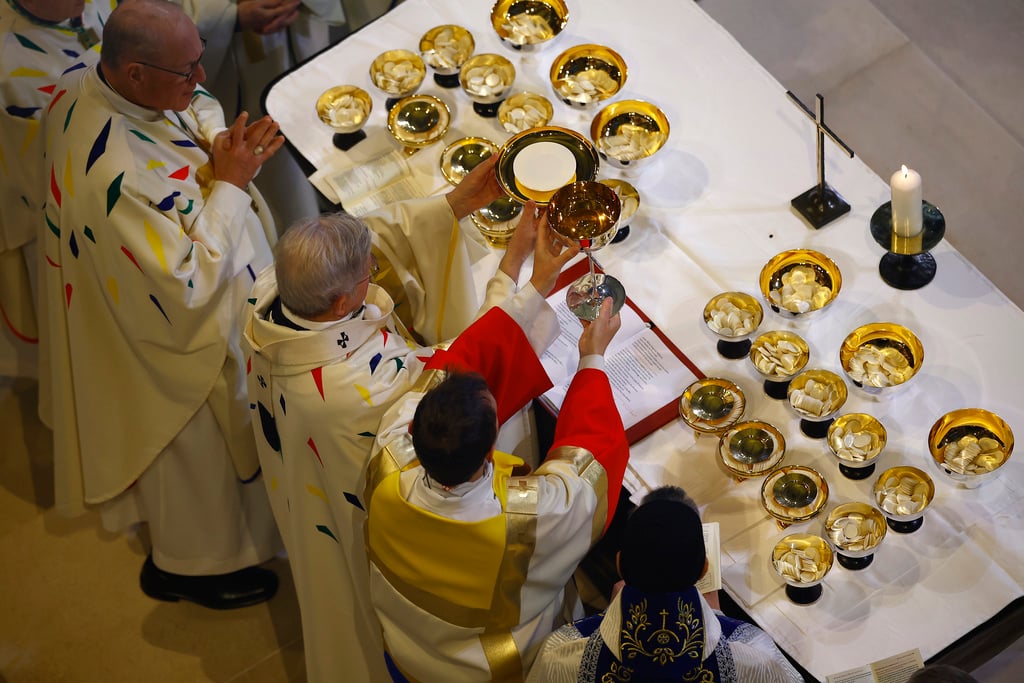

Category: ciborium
[490, 0, 568, 62]
[419, 24, 475, 88]
[771, 532, 834, 605]
[761, 465, 830, 529]
[470, 196, 523, 248]
[590, 99, 670, 177]
[316, 85, 372, 150]
[787, 368, 848, 439]
[749, 330, 809, 400]
[678, 377, 746, 436]
[826, 413, 886, 480]
[703, 291, 764, 360]
[759, 249, 841, 320]
[928, 408, 1014, 489]
[547, 181, 624, 321]
[459, 53, 516, 118]
[549, 44, 627, 114]
[369, 49, 426, 111]
[440, 137, 497, 186]
[718, 420, 786, 481]
[824, 502, 886, 570]
[498, 91, 554, 134]
[874, 466, 934, 534]
[839, 322, 923, 396]
[386, 95, 450, 155]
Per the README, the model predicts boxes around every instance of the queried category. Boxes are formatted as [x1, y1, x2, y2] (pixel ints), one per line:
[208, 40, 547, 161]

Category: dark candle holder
[800, 417, 834, 439]
[838, 462, 876, 480]
[718, 339, 753, 360]
[869, 200, 945, 290]
[763, 378, 793, 400]
[434, 72, 461, 88]
[472, 100, 504, 118]
[332, 130, 367, 151]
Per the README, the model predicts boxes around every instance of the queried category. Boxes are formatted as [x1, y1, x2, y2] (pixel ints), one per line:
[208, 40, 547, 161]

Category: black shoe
[140, 554, 278, 610]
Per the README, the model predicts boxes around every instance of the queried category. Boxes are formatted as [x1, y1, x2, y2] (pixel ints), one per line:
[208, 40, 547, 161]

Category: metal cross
[787, 92, 855, 229]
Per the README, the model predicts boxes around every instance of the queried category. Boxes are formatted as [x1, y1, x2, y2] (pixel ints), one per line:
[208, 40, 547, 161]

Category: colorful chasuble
[43, 62, 275, 512]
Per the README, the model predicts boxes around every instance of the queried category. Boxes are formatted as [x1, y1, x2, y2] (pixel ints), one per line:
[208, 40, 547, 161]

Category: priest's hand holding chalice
[547, 181, 626, 321]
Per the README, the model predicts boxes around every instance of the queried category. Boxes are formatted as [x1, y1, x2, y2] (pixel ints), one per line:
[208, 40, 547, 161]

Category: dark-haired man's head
[618, 486, 707, 593]
[412, 372, 498, 487]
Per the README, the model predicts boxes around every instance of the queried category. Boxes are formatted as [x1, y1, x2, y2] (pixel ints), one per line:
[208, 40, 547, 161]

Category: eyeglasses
[136, 37, 207, 81]
[356, 255, 380, 286]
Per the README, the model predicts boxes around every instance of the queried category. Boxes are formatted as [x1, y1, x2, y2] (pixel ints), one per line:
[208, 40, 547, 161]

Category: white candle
[890, 165, 923, 237]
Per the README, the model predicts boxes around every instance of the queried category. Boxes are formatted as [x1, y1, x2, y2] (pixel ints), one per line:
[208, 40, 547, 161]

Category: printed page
[540, 285, 696, 431]
[826, 649, 924, 683]
[695, 522, 722, 593]
[320, 150, 424, 214]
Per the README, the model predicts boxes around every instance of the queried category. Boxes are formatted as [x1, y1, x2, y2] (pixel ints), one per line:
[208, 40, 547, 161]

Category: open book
[539, 260, 703, 444]
[696, 522, 722, 593]
[314, 149, 425, 215]
[825, 650, 925, 683]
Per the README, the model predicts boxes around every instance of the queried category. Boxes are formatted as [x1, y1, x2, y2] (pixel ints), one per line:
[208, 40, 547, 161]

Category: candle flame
[901, 164, 908, 177]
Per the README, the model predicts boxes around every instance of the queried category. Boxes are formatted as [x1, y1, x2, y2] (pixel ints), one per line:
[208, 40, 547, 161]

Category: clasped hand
[212, 112, 285, 189]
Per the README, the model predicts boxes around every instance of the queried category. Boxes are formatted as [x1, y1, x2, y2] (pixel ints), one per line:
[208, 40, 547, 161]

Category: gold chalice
[839, 322, 924, 396]
[749, 330, 809, 400]
[873, 466, 935, 534]
[703, 291, 764, 360]
[771, 532, 834, 605]
[459, 53, 516, 118]
[490, 0, 569, 61]
[369, 49, 426, 111]
[316, 84, 373, 151]
[470, 196, 524, 248]
[718, 420, 786, 481]
[678, 377, 746, 436]
[787, 368, 848, 439]
[761, 465, 830, 528]
[826, 413, 886, 480]
[928, 408, 1014, 489]
[498, 91, 554, 134]
[547, 181, 624, 321]
[759, 249, 842, 320]
[590, 99, 670, 177]
[549, 44, 627, 113]
[824, 502, 886, 570]
[386, 95, 450, 155]
[419, 24, 475, 88]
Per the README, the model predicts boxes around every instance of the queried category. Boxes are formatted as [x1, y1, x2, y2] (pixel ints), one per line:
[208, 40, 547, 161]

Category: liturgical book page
[539, 283, 699, 436]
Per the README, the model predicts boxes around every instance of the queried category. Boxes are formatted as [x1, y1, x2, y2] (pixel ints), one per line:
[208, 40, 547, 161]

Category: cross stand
[787, 92, 855, 229]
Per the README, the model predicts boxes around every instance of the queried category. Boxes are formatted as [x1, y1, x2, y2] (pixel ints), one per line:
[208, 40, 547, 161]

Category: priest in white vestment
[526, 487, 804, 683]
[364, 294, 630, 682]
[0, 0, 111, 380]
[42, 0, 283, 607]
[242, 157, 549, 681]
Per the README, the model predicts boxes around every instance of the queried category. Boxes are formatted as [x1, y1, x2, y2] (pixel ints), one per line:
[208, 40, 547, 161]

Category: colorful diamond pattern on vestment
[120, 245, 143, 273]
[307, 437, 324, 467]
[311, 367, 325, 400]
[144, 221, 167, 272]
[355, 384, 373, 407]
[315, 525, 338, 542]
[62, 99, 75, 132]
[49, 165, 60, 207]
[83, 226, 95, 242]
[392, 357, 405, 372]
[306, 485, 327, 502]
[86, 118, 111, 174]
[64, 283, 72, 308]
[37, 84, 55, 95]
[279, 394, 286, 415]
[169, 165, 189, 180]
[46, 213, 59, 238]
[68, 231, 78, 258]
[358, 431, 375, 438]
[5, 104, 39, 118]
[344, 492, 365, 510]
[47, 88, 66, 115]
[129, 129, 156, 143]
[13, 33, 46, 53]
[156, 191, 179, 211]
[370, 352, 382, 374]
[106, 277, 118, 305]
[106, 171, 123, 215]
[149, 294, 170, 323]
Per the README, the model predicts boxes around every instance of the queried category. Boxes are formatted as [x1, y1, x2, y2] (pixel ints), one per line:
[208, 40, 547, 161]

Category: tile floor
[2, 1, 1022, 681]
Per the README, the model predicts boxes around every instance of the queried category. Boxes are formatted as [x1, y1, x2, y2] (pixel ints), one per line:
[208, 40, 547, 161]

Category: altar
[264, 0, 1024, 678]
